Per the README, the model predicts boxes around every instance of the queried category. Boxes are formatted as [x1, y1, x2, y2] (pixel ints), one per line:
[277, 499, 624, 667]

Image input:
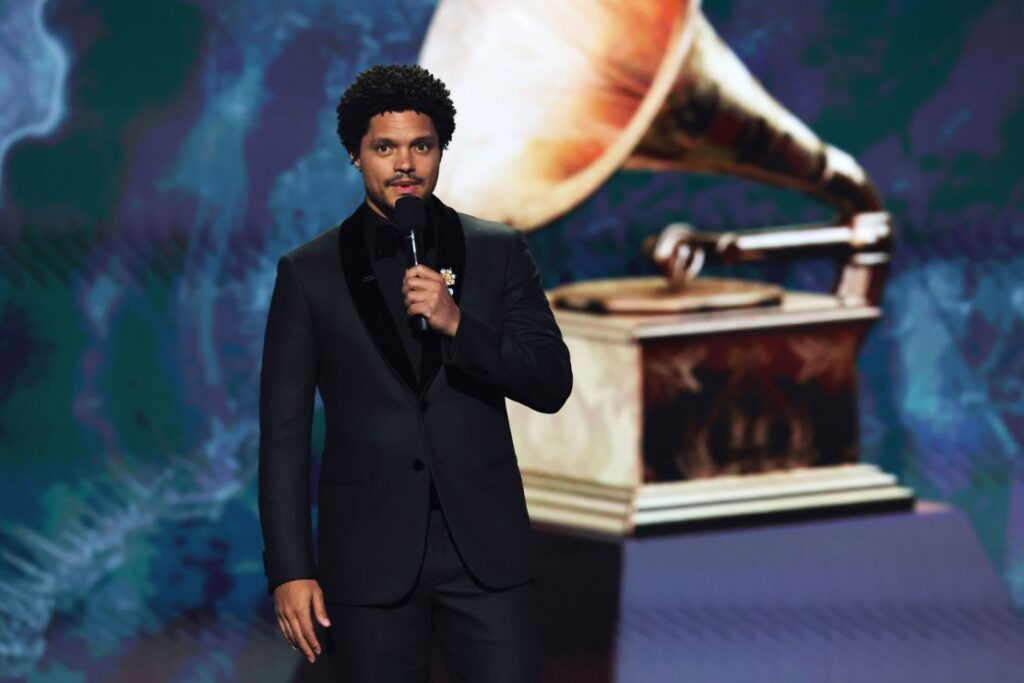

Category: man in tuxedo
[258, 64, 572, 681]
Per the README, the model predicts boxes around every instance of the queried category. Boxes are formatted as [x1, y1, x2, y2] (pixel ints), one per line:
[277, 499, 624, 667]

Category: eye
[375, 143, 391, 154]
[414, 142, 432, 153]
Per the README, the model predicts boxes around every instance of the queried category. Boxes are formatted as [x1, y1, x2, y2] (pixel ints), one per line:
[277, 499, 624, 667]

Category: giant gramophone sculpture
[421, 0, 912, 534]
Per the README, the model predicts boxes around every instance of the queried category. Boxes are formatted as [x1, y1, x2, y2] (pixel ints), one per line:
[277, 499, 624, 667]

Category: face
[353, 110, 441, 218]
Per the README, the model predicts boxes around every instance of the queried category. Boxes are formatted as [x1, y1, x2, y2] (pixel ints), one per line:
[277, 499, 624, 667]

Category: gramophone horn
[419, 0, 881, 231]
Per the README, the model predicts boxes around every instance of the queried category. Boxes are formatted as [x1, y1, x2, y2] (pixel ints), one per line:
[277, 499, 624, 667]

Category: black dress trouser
[324, 508, 540, 682]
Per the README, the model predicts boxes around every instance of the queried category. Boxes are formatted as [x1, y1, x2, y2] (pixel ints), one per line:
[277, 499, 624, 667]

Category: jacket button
[413, 459, 425, 471]
[419, 399, 429, 412]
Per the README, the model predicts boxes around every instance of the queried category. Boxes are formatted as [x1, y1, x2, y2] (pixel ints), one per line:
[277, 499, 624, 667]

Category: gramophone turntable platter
[551, 276, 783, 314]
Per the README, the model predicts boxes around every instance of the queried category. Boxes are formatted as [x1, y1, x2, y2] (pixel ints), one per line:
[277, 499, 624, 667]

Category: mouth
[389, 179, 422, 193]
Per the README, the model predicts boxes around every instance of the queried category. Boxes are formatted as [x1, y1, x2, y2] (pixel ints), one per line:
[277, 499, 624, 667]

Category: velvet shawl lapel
[418, 198, 466, 394]
[337, 198, 466, 396]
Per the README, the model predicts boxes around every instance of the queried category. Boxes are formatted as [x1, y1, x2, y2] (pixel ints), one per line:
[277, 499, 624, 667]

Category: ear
[350, 154, 361, 170]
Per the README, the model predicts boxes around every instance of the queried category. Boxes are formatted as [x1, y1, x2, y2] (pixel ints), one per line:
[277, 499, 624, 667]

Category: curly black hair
[335, 64, 456, 159]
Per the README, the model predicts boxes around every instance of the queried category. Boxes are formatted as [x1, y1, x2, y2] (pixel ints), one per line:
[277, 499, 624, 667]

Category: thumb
[312, 586, 331, 628]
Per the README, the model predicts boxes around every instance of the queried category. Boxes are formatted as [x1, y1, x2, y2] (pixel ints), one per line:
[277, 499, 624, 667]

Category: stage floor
[21, 504, 1024, 682]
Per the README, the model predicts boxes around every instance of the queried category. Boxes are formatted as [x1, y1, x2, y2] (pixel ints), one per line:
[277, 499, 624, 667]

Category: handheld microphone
[393, 195, 429, 333]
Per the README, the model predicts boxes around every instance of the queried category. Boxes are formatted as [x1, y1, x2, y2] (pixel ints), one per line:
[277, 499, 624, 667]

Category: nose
[394, 147, 414, 174]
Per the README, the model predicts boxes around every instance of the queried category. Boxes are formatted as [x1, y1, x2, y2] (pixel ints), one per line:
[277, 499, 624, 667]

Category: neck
[365, 195, 391, 220]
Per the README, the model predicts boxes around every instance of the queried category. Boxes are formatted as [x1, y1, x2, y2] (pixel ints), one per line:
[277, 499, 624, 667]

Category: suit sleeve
[258, 254, 317, 594]
[442, 231, 572, 413]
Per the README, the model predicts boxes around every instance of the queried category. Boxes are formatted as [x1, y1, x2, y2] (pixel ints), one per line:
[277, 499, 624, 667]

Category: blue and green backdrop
[0, 0, 1022, 679]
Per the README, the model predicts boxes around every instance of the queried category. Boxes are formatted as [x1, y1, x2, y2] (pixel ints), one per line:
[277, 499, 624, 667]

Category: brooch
[440, 268, 457, 295]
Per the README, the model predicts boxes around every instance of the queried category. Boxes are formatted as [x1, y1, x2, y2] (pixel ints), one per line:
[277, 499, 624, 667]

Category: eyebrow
[368, 136, 437, 146]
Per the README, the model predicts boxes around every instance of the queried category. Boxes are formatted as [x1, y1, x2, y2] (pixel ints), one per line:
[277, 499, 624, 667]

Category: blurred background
[0, 0, 1021, 680]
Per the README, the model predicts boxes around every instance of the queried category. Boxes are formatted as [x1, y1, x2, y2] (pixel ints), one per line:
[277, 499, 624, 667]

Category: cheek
[368, 166, 390, 187]
[425, 158, 441, 183]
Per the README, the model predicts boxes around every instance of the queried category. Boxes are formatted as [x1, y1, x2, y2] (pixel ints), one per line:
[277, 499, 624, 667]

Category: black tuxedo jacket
[258, 199, 572, 605]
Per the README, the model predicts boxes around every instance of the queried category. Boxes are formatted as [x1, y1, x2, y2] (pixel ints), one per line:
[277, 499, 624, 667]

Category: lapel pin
[441, 268, 456, 295]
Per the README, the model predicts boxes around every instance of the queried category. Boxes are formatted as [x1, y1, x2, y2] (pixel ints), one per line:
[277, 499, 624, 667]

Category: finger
[408, 302, 434, 319]
[312, 589, 331, 628]
[405, 290, 434, 307]
[287, 614, 317, 662]
[278, 616, 298, 650]
[404, 275, 442, 292]
[408, 284, 449, 303]
[406, 265, 444, 282]
[297, 609, 322, 657]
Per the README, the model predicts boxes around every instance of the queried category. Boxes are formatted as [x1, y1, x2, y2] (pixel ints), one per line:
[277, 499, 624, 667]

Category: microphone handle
[405, 230, 430, 333]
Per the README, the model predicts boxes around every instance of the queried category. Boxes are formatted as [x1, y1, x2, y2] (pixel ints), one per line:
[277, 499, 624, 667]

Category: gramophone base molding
[523, 464, 913, 535]
[507, 290, 914, 532]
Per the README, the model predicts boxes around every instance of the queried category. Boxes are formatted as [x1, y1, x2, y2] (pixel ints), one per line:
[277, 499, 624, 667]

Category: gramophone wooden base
[550, 276, 783, 313]
[506, 291, 909, 534]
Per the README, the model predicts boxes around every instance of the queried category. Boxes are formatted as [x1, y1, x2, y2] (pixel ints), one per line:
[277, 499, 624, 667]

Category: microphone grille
[394, 195, 426, 233]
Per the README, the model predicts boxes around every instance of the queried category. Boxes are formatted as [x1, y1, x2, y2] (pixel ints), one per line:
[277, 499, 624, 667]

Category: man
[258, 64, 572, 681]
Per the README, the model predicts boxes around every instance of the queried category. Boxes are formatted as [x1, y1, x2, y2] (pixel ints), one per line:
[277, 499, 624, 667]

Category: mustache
[386, 175, 424, 185]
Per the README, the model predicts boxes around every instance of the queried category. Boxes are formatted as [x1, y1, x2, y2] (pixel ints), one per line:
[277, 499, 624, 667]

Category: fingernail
[322, 618, 331, 627]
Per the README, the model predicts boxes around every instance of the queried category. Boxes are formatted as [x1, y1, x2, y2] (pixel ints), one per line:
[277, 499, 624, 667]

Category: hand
[273, 579, 330, 663]
[402, 265, 460, 336]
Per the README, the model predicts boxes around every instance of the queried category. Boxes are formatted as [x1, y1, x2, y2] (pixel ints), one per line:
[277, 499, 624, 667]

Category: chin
[391, 190, 425, 203]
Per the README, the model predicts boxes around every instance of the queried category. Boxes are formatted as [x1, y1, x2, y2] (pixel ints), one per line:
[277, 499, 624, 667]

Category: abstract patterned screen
[0, 0, 1021, 679]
